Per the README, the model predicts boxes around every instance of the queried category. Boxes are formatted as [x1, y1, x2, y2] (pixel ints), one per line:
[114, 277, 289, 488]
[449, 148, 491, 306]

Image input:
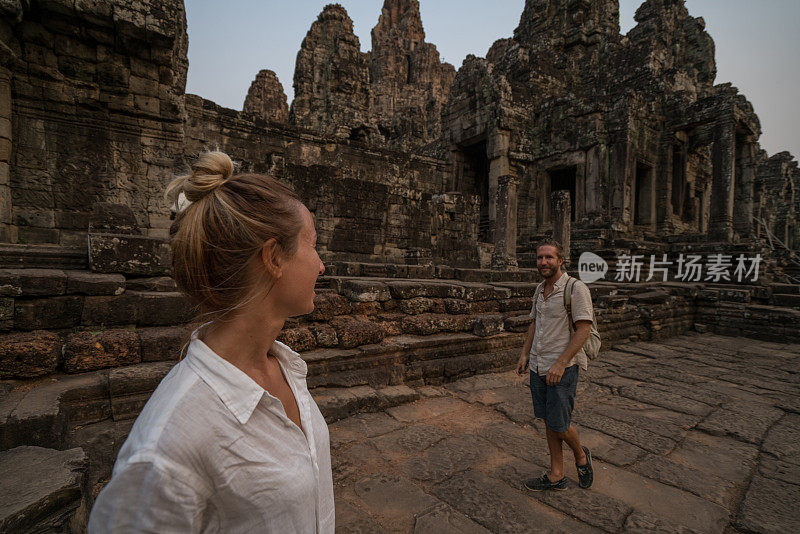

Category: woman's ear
[261, 238, 283, 279]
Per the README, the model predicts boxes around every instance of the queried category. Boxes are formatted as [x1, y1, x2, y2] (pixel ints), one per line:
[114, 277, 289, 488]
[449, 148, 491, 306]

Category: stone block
[697, 289, 719, 302]
[81, 294, 139, 326]
[387, 280, 464, 299]
[139, 326, 190, 362]
[443, 298, 470, 314]
[504, 315, 533, 332]
[773, 293, 800, 308]
[771, 283, 799, 295]
[499, 297, 530, 312]
[330, 317, 384, 349]
[436, 265, 455, 279]
[341, 279, 391, 302]
[374, 314, 404, 336]
[88, 203, 139, 235]
[718, 289, 750, 303]
[454, 268, 491, 283]
[360, 264, 389, 277]
[473, 314, 504, 337]
[14, 296, 83, 330]
[132, 291, 196, 326]
[629, 290, 671, 304]
[0, 117, 10, 140]
[17, 227, 61, 244]
[401, 314, 473, 336]
[597, 295, 629, 308]
[351, 301, 382, 316]
[469, 300, 500, 314]
[277, 327, 317, 352]
[308, 293, 351, 321]
[0, 268, 67, 297]
[312, 385, 381, 422]
[0, 446, 86, 533]
[0, 330, 61, 378]
[89, 233, 171, 276]
[309, 324, 338, 348]
[65, 271, 125, 296]
[109, 361, 174, 420]
[398, 297, 435, 315]
[53, 210, 90, 231]
[406, 265, 435, 278]
[461, 282, 510, 301]
[0, 297, 12, 330]
[63, 329, 140, 373]
[376, 385, 419, 407]
[125, 276, 177, 292]
[735, 474, 800, 534]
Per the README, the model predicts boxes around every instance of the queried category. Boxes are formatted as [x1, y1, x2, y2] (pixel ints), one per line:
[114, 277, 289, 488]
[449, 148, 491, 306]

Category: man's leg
[555, 424, 587, 466]
[526, 373, 567, 490]
[545, 366, 588, 479]
[545, 425, 565, 480]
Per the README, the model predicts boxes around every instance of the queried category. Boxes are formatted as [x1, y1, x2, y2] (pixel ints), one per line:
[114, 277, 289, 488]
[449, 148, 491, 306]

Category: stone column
[609, 141, 632, 231]
[551, 190, 571, 267]
[487, 130, 510, 223]
[0, 66, 13, 243]
[733, 136, 757, 238]
[584, 144, 605, 220]
[709, 120, 736, 242]
[449, 146, 465, 191]
[491, 174, 519, 270]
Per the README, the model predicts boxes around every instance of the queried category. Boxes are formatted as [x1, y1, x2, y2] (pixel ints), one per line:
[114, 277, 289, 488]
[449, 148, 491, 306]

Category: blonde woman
[88, 151, 333, 533]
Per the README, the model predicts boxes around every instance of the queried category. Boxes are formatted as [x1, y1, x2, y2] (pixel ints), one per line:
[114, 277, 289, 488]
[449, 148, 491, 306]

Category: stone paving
[329, 333, 800, 534]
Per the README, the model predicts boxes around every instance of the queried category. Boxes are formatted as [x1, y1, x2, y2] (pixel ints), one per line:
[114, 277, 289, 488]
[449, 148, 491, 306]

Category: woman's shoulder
[115, 361, 229, 468]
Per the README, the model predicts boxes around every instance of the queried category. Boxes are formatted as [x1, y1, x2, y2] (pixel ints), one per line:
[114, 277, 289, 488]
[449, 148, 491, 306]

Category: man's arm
[516, 319, 536, 374]
[545, 320, 591, 385]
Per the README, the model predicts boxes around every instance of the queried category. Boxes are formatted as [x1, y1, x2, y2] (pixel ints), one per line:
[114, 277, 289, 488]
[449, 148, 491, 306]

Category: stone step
[0, 244, 88, 270]
[1, 330, 525, 450]
[0, 446, 86, 533]
[772, 283, 800, 295]
[7, 290, 197, 332]
[0, 361, 175, 451]
[0, 268, 126, 298]
[773, 293, 800, 308]
[312, 384, 420, 423]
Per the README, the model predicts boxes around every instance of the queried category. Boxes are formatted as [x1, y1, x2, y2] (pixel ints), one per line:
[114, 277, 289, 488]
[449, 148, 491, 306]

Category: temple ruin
[1, 0, 798, 531]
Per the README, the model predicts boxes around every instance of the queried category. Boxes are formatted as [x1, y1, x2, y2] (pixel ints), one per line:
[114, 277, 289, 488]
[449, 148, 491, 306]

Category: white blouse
[88, 336, 334, 533]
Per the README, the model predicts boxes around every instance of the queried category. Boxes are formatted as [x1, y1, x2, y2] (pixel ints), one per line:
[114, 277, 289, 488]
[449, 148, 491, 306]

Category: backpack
[532, 275, 602, 360]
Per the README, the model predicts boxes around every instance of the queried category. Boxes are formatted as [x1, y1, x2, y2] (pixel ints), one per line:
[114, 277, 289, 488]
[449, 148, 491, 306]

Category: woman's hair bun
[166, 151, 235, 205]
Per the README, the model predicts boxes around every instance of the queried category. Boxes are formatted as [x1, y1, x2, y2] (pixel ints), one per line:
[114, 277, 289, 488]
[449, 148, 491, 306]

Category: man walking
[516, 238, 594, 490]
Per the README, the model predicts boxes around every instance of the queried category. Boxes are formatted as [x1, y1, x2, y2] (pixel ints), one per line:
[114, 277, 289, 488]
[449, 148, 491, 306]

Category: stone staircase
[2, 238, 799, 531]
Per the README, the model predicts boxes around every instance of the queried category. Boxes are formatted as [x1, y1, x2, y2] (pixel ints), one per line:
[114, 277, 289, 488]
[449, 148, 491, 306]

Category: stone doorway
[457, 139, 491, 243]
[635, 162, 654, 226]
[548, 167, 577, 222]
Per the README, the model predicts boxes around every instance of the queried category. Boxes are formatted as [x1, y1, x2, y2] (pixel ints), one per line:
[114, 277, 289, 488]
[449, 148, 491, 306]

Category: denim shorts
[530, 365, 579, 433]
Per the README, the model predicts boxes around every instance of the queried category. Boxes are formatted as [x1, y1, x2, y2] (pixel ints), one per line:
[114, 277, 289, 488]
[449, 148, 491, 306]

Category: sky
[185, 1, 799, 159]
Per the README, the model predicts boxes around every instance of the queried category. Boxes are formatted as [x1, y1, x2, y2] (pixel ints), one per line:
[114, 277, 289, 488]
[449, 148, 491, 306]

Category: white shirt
[529, 272, 594, 375]
[88, 335, 334, 533]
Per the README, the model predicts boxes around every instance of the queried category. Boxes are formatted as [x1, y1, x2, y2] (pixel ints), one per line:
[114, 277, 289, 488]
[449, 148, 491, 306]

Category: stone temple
[0, 1, 798, 532]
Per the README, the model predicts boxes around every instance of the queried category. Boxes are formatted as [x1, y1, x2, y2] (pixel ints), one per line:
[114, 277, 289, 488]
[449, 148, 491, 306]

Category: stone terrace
[330, 333, 800, 534]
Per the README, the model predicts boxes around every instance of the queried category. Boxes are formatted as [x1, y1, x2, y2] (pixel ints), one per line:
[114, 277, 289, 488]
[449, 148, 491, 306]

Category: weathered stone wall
[185, 94, 480, 265]
[1, 0, 188, 245]
[2, 0, 797, 275]
[755, 152, 799, 250]
[441, 0, 796, 255]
